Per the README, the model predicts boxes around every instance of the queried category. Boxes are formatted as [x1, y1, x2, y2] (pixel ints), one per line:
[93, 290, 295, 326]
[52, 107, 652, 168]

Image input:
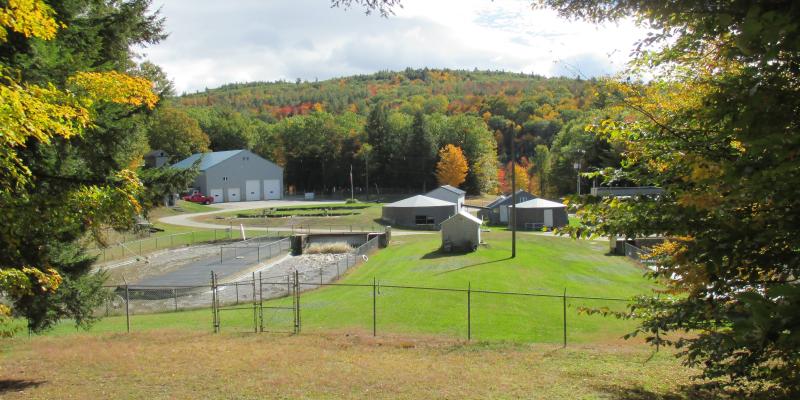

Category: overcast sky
[139, 0, 648, 94]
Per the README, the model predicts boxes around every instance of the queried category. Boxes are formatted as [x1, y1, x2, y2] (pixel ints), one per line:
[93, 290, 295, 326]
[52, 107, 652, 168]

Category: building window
[415, 215, 434, 225]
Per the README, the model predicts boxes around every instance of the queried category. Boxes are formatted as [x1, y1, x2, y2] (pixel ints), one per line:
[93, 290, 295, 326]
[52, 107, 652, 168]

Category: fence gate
[211, 271, 299, 334]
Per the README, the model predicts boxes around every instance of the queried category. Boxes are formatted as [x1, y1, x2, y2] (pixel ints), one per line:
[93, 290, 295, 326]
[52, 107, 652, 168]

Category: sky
[139, 0, 648, 94]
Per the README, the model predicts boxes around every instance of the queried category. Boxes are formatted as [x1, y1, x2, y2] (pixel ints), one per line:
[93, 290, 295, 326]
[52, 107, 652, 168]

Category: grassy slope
[0, 331, 702, 400]
[52, 232, 652, 345]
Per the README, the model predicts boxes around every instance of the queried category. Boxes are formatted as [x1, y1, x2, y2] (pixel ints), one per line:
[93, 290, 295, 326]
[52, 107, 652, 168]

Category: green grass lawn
[198, 202, 386, 230]
[49, 232, 652, 345]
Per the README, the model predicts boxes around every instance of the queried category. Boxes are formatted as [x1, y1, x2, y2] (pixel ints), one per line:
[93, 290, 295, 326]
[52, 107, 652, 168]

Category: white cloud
[140, 0, 649, 93]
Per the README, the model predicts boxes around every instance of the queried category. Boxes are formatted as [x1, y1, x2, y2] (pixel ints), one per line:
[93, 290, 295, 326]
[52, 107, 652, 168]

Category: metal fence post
[235, 282, 239, 305]
[372, 277, 377, 337]
[295, 270, 301, 334]
[562, 288, 567, 348]
[173, 288, 178, 312]
[258, 271, 264, 332]
[125, 284, 130, 333]
[211, 271, 217, 333]
[155, 236, 158, 249]
[252, 272, 258, 333]
[467, 282, 471, 341]
[319, 268, 323, 286]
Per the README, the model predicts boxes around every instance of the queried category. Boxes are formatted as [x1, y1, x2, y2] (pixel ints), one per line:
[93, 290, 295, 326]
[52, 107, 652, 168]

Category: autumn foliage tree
[435, 144, 468, 187]
[0, 0, 163, 335]
[538, 0, 800, 396]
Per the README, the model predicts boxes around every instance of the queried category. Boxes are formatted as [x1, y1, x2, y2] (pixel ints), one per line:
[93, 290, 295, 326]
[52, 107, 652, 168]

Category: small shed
[426, 185, 466, 209]
[381, 195, 457, 229]
[509, 198, 569, 230]
[441, 211, 482, 252]
[477, 190, 537, 225]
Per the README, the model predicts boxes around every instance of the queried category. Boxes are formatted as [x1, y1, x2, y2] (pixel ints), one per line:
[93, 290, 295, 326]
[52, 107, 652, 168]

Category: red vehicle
[182, 190, 214, 205]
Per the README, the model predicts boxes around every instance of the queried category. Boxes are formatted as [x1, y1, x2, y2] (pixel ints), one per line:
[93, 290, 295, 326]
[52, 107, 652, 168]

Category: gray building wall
[508, 207, 569, 230]
[381, 205, 457, 229]
[426, 188, 464, 209]
[195, 150, 283, 202]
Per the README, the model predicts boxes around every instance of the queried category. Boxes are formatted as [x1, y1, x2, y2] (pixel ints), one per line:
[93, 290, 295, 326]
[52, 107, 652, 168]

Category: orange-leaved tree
[435, 144, 468, 187]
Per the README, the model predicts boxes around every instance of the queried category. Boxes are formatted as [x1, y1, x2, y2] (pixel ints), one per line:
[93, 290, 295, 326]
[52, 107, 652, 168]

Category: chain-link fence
[88, 228, 238, 263]
[88, 234, 632, 344]
[623, 242, 659, 270]
[219, 236, 292, 264]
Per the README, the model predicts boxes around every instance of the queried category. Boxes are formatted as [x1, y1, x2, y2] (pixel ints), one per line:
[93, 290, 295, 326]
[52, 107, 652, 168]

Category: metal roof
[443, 210, 482, 225]
[429, 185, 466, 196]
[171, 150, 244, 171]
[384, 195, 456, 208]
[512, 198, 566, 209]
[485, 190, 536, 208]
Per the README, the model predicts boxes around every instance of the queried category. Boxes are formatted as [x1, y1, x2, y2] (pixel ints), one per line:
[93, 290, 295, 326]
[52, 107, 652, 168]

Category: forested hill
[179, 69, 594, 121]
[163, 69, 618, 196]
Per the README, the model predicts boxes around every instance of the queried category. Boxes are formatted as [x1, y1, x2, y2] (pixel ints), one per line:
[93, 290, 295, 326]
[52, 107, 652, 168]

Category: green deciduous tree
[148, 105, 210, 160]
[538, 0, 800, 396]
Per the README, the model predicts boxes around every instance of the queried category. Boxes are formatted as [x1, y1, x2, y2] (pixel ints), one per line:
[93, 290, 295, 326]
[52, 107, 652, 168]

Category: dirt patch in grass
[0, 330, 720, 400]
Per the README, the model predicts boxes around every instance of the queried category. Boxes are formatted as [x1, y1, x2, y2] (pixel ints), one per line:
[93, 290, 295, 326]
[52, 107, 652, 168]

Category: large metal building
[441, 211, 482, 252]
[509, 198, 569, 230]
[381, 195, 457, 229]
[172, 149, 283, 203]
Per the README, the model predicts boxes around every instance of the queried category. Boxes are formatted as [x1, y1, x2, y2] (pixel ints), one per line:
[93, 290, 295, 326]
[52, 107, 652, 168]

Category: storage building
[441, 211, 482, 252]
[426, 185, 466, 209]
[381, 195, 457, 229]
[509, 198, 569, 230]
[171, 149, 283, 203]
[477, 190, 537, 225]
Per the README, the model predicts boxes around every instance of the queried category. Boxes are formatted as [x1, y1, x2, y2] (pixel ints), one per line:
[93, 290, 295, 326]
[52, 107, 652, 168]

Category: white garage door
[263, 179, 281, 200]
[227, 187, 241, 202]
[209, 189, 223, 203]
[499, 205, 508, 223]
[245, 180, 260, 201]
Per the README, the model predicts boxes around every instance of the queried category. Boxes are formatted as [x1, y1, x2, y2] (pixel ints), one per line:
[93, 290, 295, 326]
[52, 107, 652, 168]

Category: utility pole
[511, 136, 517, 258]
[350, 164, 354, 201]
